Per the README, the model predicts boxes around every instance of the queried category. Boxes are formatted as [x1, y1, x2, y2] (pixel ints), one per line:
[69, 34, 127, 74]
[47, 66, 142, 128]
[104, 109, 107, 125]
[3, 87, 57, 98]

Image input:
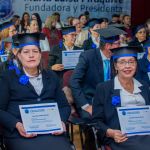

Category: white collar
[100, 49, 110, 61]
[64, 44, 74, 50]
[23, 68, 41, 78]
[91, 35, 100, 44]
[114, 76, 142, 94]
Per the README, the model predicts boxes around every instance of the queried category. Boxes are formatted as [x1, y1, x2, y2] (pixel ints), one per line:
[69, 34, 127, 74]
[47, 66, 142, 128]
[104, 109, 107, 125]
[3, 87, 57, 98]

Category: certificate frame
[62, 50, 84, 69]
[117, 106, 150, 136]
[19, 103, 63, 134]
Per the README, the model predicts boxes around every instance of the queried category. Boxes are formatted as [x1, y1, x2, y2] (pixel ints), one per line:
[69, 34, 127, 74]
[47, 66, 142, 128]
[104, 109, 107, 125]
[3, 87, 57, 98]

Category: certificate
[0, 54, 8, 62]
[62, 50, 84, 69]
[19, 103, 63, 134]
[117, 106, 150, 136]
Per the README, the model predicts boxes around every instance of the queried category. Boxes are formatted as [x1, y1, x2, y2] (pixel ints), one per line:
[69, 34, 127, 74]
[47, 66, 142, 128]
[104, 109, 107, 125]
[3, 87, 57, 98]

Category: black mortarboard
[84, 18, 100, 28]
[109, 23, 125, 30]
[111, 46, 143, 60]
[62, 26, 76, 35]
[95, 26, 126, 43]
[12, 33, 41, 48]
[0, 21, 14, 31]
[99, 18, 109, 24]
[95, 26, 126, 38]
[132, 24, 146, 36]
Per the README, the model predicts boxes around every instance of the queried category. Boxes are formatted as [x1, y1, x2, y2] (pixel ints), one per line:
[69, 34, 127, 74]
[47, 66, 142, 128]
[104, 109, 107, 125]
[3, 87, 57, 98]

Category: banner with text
[0, 0, 131, 22]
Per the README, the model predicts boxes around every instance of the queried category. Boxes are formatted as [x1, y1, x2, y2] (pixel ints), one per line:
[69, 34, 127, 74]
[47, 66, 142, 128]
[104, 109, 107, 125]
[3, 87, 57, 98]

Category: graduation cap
[12, 33, 41, 48]
[111, 46, 143, 60]
[95, 26, 126, 38]
[0, 21, 14, 31]
[84, 18, 100, 29]
[62, 26, 76, 35]
[95, 26, 126, 43]
[99, 18, 109, 24]
[109, 23, 125, 30]
[132, 24, 146, 36]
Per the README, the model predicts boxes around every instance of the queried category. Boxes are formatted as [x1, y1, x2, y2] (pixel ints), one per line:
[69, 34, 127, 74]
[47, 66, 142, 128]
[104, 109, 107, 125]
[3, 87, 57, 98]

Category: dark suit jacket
[136, 56, 150, 86]
[0, 61, 9, 74]
[83, 37, 97, 51]
[128, 38, 148, 52]
[0, 69, 70, 138]
[70, 48, 113, 108]
[92, 79, 150, 145]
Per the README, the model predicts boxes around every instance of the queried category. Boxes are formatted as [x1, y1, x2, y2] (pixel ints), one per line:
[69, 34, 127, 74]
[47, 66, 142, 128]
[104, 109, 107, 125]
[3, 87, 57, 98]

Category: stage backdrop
[0, 0, 131, 22]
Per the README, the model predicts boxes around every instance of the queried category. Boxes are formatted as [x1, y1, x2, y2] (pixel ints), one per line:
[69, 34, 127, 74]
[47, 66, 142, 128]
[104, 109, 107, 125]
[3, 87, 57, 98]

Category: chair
[0, 126, 5, 150]
[63, 70, 100, 150]
[41, 51, 49, 69]
[67, 114, 101, 150]
[67, 115, 85, 149]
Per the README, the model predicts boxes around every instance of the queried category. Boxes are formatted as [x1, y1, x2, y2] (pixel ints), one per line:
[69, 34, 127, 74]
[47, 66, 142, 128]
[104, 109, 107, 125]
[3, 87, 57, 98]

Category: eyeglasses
[117, 60, 136, 66]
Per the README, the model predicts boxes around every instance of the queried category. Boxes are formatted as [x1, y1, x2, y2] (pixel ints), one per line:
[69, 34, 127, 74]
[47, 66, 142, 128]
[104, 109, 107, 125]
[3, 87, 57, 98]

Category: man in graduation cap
[49, 26, 81, 80]
[92, 46, 150, 150]
[70, 26, 125, 150]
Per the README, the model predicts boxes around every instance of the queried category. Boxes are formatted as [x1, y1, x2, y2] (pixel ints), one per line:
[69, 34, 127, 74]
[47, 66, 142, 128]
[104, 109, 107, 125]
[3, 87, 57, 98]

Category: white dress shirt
[114, 76, 145, 107]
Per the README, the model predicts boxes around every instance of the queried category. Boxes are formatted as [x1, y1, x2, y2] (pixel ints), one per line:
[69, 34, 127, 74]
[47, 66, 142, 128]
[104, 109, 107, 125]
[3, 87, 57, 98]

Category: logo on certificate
[0, 55, 8, 62]
[25, 109, 29, 114]
[0, 0, 13, 22]
[122, 111, 126, 115]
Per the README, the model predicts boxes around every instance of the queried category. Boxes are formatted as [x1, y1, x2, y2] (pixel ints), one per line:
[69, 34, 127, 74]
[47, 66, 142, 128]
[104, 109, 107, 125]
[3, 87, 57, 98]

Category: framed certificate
[62, 50, 84, 69]
[117, 106, 150, 136]
[19, 103, 63, 134]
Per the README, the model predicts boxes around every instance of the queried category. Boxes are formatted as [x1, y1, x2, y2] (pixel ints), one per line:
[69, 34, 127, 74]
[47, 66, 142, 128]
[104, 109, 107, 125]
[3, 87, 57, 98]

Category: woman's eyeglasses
[117, 60, 136, 66]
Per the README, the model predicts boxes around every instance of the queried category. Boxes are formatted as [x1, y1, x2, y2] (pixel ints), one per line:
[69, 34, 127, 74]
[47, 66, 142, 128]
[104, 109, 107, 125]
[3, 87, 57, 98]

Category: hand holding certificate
[117, 105, 150, 136]
[19, 103, 63, 135]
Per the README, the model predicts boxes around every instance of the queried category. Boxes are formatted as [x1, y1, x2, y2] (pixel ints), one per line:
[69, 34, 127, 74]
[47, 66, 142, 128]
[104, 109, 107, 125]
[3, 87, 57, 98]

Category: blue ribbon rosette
[112, 96, 120, 106]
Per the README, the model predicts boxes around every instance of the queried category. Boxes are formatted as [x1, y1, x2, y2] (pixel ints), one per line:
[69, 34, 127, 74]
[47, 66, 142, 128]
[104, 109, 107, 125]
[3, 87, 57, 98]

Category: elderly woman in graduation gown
[92, 46, 150, 150]
[0, 33, 72, 150]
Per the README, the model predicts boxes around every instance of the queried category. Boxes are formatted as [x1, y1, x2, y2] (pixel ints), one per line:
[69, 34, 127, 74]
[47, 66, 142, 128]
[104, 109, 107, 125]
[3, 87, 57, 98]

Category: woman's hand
[52, 121, 66, 136]
[16, 122, 37, 138]
[106, 128, 128, 143]
[51, 64, 64, 71]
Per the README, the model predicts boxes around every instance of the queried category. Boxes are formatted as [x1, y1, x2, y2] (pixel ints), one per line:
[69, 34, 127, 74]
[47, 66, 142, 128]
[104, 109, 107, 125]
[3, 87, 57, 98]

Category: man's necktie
[104, 59, 110, 81]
